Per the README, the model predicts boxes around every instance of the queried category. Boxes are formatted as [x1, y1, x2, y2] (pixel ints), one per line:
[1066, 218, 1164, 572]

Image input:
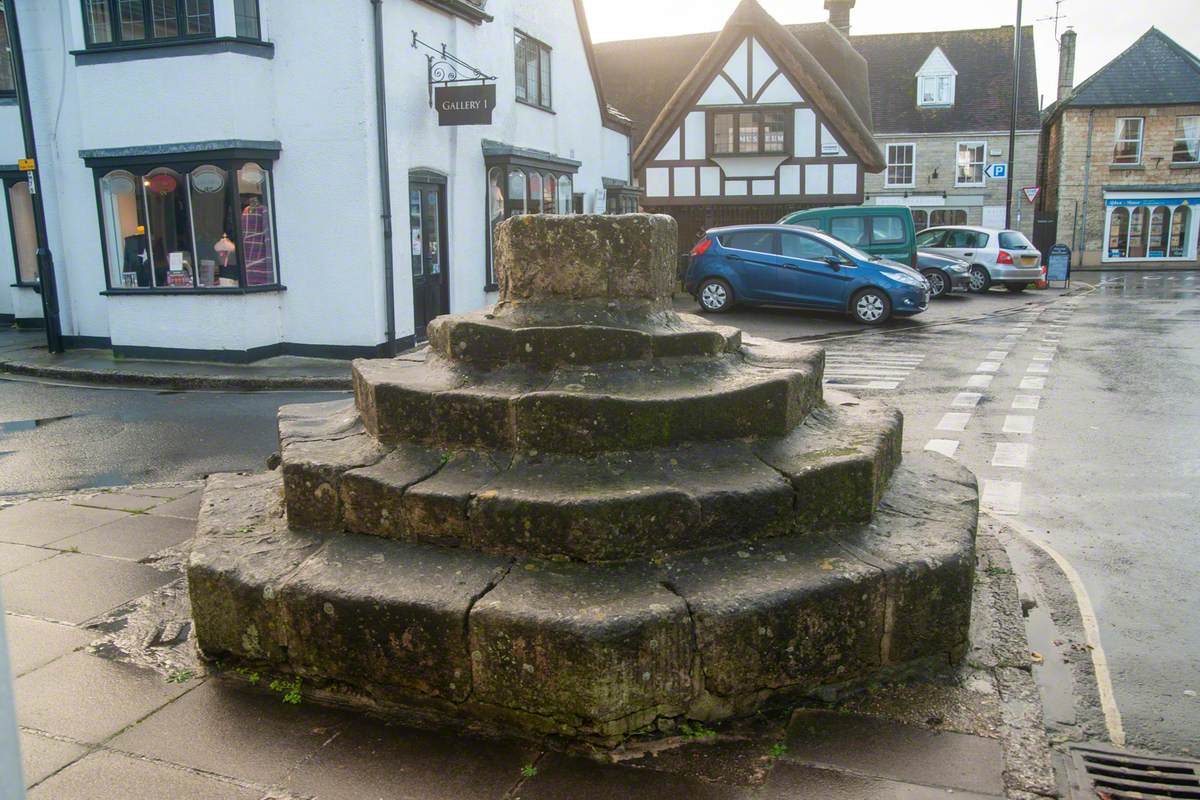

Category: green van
[777, 206, 917, 268]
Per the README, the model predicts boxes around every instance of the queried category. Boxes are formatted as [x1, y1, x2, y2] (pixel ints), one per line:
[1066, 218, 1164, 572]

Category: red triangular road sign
[1022, 186, 1040, 203]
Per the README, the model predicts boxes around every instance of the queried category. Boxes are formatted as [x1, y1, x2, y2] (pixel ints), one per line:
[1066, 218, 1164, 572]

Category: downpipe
[371, 0, 397, 357]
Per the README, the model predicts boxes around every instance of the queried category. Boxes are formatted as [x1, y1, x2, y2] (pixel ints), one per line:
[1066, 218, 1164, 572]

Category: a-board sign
[1046, 243, 1070, 282]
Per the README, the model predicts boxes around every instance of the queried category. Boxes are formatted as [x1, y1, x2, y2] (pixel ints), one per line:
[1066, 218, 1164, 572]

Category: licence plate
[1021, 255, 1038, 266]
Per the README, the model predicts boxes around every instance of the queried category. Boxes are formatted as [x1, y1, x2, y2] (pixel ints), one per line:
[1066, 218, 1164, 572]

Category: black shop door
[409, 181, 449, 341]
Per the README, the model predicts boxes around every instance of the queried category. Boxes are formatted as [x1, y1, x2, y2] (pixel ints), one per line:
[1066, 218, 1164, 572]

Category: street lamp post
[4, 0, 64, 353]
[1004, 0, 1023, 230]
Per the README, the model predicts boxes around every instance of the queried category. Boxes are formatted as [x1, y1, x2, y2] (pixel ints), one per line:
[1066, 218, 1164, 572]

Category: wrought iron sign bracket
[412, 31, 496, 108]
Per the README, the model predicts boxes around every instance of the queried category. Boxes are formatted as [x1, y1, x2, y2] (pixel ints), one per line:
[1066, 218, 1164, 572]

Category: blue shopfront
[1103, 190, 1200, 263]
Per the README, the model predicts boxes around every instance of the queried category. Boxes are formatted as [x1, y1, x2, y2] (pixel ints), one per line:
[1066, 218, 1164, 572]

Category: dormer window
[915, 47, 957, 108]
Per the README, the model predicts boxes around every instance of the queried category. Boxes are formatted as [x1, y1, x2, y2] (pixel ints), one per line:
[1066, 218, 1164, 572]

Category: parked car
[777, 205, 918, 268]
[684, 224, 929, 325]
[914, 226, 1043, 292]
[917, 250, 971, 298]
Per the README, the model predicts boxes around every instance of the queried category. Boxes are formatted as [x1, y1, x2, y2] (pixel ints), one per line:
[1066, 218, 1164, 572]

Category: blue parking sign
[984, 163, 1008, 179]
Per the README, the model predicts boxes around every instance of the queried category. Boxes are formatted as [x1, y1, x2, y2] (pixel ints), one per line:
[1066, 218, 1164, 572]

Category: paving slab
[517, 752, 756, 799]
[124, 484, 203, 500]
[144, 490, 202, 519]
[783, 709, 1005, 795]
[3, 614, 93, 677]
[110, 680, 351, 786]
[14, 651, 191, 743]
[759, 763, 1003, 799]
[0, 500, 127, 547]
[285, 717, 535, 800]
[614, 736, 780, 786]
[67, 492, 163, 513]
[52, 513, 195, 560]
[1, 552, 178, 623]
[0, 541, 55, 575]
[19, 730, 88, 787]
[26, 750, 265, 800]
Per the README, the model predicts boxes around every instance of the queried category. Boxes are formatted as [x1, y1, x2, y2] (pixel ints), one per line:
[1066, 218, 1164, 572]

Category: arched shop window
[1170, 206, 1190, 257]
[1107, 207, 1129, 258]
[91, 155, 279, 290]
[4, 178, 39, 284]
[929, 209, 966, 227]
[910, 209, 928, 231]
[1147, 206, 1169, 258]
[485, 160, 578, 288]
[1127, 207, 1148, 259]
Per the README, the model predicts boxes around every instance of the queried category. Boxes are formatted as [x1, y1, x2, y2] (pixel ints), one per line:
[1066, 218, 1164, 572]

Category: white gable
[722, 38, 750, 98]
[915, 46, 957, 77]
[756, 73, 804, 104]
[750, 38, 777, 97]
[696, 76, 743, 106]
[655, 128, 681, 161]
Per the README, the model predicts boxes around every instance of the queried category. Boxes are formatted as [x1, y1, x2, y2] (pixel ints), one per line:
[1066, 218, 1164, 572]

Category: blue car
[684, 224, 930, 325]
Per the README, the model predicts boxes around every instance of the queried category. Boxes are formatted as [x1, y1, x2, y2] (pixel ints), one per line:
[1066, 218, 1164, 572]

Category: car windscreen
[998, 231, 1034, 250]
[805, 229, 871, 262]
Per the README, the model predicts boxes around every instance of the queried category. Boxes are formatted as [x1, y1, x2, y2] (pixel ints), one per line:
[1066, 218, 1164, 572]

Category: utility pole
[4, 0, 64, 353]
[1004, 0, 1023, 230]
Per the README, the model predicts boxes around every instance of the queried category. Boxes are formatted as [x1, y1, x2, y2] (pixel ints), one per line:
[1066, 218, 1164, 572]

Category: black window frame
[514, 30, 552, 112]
[2, 171, 38, 286]
[80, 0, 247, 49]
[0, 4, 16, 99]
[483, 153, 576, 290]
[86, 151, 283, 294]
[707, 108, 791, 157]
[232, 0, 260, 40]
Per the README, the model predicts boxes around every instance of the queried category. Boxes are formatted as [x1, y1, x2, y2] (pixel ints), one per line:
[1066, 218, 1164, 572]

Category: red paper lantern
[147, 173, 178, 194]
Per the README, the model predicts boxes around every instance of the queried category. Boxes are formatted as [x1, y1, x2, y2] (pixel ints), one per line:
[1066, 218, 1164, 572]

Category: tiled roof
[1064, 28, 1200, 107]
[850, 26, 1039, 133]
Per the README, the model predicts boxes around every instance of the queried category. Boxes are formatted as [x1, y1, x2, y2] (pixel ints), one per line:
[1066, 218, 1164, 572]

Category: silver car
[914, 225, 1043, 293]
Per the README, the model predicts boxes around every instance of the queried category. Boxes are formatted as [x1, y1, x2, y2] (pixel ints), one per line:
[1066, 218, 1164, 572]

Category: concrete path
[1, 483, 1046, 799]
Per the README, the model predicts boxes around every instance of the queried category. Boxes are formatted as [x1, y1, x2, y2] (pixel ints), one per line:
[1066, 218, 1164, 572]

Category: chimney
[824, 0, 855, 36]
[1057, 28, 1077, 101]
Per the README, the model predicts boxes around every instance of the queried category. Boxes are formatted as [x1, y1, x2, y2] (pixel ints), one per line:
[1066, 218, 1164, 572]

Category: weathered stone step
[352, 351, 823, 453]
[427, 308, 743, 369]
[188, 451, 977, 744]
[276, 396, 903, 561]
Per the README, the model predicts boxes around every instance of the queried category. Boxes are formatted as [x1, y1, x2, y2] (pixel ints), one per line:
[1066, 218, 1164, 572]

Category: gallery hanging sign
[435, 84, 496, 126]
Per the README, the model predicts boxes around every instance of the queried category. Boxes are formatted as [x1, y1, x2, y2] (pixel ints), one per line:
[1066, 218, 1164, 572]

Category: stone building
[1038, 27, 1200, 268]
[0, 0, 631, 358]
[595, 0, 1041, 244]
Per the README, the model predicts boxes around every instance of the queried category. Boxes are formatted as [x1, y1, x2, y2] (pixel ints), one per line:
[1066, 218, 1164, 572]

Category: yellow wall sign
[17, 158, 35, 171]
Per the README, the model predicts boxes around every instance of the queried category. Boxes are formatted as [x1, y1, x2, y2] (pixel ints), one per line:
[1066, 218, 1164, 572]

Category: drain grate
[1067, 743, 1200, 799]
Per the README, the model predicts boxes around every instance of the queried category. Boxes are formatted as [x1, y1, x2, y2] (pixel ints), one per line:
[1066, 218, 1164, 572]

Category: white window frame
[955, 141, 986, 187]
[1172, 115, 1200, 164]
[884, 143, 916, 188]
[917, 74, 955, 107]
[1112, 117, 1144, 165]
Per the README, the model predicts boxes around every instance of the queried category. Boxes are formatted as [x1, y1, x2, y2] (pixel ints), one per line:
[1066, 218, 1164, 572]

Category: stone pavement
[0, 328, 350, 391]
[1, 483, 1055, 799]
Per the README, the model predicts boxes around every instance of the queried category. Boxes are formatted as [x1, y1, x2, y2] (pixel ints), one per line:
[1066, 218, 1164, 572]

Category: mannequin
[240, 195, 274, 286]
[122, 224, 151, 287]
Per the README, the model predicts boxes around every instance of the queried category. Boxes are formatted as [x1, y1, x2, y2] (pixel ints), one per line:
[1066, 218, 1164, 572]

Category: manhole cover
[1067, 743, 1200, 799]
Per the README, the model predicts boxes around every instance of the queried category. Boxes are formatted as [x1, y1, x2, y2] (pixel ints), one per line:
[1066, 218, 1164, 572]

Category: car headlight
[884, 270, 925, 286]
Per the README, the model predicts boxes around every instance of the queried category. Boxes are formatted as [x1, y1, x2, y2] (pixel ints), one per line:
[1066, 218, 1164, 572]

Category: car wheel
[923, 269, 949, 298]
[968, 266, 992, 293]
[1005, 283, 1028, 293]
[697, 278, 733, 313]
[851, 288, 892, 325]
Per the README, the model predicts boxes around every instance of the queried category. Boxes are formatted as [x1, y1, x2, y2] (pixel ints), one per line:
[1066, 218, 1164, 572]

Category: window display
[1103, 199, 1197, 260]
[5, 179, 39, 284]
[484, 163, 575, 287]
[95, 158, 278, 290]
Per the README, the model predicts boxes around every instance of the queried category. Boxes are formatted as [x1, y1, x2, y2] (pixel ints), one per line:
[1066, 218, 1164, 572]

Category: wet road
[815, 270, 1200, 757]
[0, 378, 345, 495]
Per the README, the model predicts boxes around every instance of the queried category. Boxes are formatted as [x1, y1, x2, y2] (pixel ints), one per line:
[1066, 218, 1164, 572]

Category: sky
[581, 0, 1200, 110]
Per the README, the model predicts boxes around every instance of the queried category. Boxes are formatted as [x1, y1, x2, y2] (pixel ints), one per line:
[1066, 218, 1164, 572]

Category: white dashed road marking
[1020, 376, 1046, 390]
[822, 350, 925, 391]
[976, 361, 1001, 373]
[924, 439, 960, 457]
[936, 412, 972, 432]
[1003, 415, 1035, 434]
[992, 442, 1030, 468]
[981, 479, 1022, 515]
[1012, 394, 1041, 410]
[965, 374, 993, 388]
[952, 392, 982, 408]
[1027, 363, 1050, 374]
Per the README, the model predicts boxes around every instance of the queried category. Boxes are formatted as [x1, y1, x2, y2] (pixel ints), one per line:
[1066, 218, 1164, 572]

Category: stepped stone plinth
[188, 213, 978, 744]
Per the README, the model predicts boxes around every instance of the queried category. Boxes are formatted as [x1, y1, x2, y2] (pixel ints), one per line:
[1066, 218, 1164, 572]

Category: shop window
[955, 142, 985, 186]
[1112, 118, 1143, 165]
[710, 110, 788, 156]
[929, 209, 967, 227]
[910, 209, 928, 232]
[1169, 206, 1190, 257]
[1107, 207, 1129, 257]
[4, 178, 38, 284]
[484, 161, 574, 287]
[82, 0, 246, 47]
[1172, 116, 1199, 164]
[1127, 206, 1148, 258]
[94, 158, 278, 290]
[514, 31, 551, 110]
[0, 6, 15, 97]
[1147, 206, 1169, 258]
[885, 144, 915, 188]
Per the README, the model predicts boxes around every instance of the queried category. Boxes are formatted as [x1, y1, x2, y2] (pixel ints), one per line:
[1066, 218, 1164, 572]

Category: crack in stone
[833, 539, 895, 667]
[658, 577, 706, 712]
[460, 558, 515, 705]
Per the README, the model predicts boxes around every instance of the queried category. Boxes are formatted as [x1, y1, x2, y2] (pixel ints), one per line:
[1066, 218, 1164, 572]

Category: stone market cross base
[187, 213, 977, 746]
